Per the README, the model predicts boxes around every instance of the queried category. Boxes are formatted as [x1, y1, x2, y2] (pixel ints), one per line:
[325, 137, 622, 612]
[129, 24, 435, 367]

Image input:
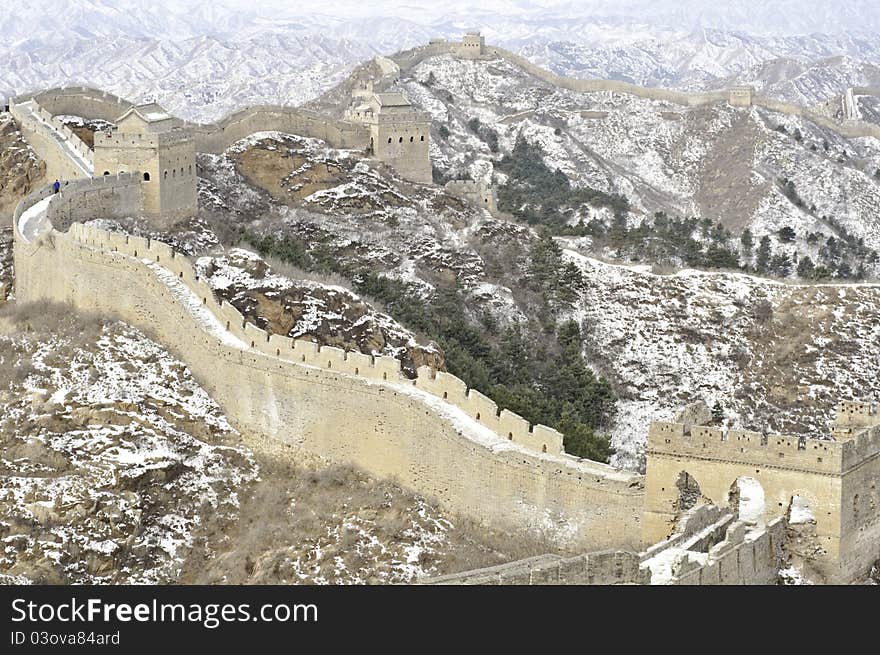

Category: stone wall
[370, 112, 432, 184]
[838, 424, 880, 582]
[422, 550, 648, 585]
[190, 107, 370, 154]
[9, 100, 92, 181]
[643, 418, 880, 582]
[669, 518, 785, 585]
[45, 174, 144, 230]
[638, 504, 785, 584]
[94, 130, 197, 223]
[12, 87, 132, 123]
[425, 502, 786, 585]
[398, 36, 880, 140]
[12, 192, 645, 552]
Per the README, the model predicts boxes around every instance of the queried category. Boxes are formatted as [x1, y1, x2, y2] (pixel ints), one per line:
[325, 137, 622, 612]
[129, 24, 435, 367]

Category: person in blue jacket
[52, 179, 61, 194]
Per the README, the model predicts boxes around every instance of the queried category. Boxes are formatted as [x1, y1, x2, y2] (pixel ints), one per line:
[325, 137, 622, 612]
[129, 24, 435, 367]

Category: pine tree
[755, 235, 772, 273]
[777, 226, 796, 243]
[770, 252, 793, 277]
[711, 402, 724, 424]
[797, 255, 815, 279]
[740, 228, 754, 256]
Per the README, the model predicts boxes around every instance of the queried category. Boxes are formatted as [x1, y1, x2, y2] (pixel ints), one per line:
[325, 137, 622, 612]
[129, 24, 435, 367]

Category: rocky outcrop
[195, 248, 444, 376]
[0, 113, 46, 219]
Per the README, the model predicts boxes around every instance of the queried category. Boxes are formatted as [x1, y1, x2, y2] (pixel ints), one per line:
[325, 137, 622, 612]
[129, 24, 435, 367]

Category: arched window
[410, 136, 414, 142]
[172, 169, 176, 178]
[103, 171, 110, 176]
[387, 137, 392, 143]
[143, 172, 151, 182]
[164, 170, 168, 179]
[420, 135, 425, 141]
[399, 136, 403, 143]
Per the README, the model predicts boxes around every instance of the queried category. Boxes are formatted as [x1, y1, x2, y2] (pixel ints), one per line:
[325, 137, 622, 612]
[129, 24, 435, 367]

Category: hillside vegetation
[0, 303, 554, 584]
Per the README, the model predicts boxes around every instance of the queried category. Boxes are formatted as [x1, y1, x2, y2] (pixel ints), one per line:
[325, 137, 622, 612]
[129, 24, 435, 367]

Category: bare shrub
[259, 254, 355, 292]
[0, 300, 105, 343]
[753, 299, 774, 324]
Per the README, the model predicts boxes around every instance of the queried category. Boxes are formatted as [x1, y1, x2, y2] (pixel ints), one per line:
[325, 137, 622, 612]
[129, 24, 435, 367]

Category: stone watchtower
[458, 31, 486, 59]
[346, 92, 432, 185]
[93, 103, 197, 225]
[728, 86, 754, 108]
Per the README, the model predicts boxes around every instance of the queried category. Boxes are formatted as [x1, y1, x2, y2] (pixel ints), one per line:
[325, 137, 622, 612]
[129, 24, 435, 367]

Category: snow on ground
[17, 195, 52, 243]
[406, 52, 880, 265]
[0, 320, 256, 583]
[563, 247, 880, 469]
[734, 477, 766, 525]
[788, 495, 816, 525]
[143, 259, 248, 350]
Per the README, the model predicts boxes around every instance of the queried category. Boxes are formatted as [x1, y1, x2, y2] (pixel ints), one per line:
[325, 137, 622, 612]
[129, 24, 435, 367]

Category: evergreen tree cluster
[581, 209, 876, 281]
[466, 117, 499, 153]
[586, 212, 741, 270]
[496, 137, 629, 232]
[526, 233, 585, 310]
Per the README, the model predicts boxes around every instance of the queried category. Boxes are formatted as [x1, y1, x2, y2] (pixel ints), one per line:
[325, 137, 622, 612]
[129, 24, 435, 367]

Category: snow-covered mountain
[3, 1, 880, 120]
[403, 53, 880, 274]
[183, 121, 880, 471]
[522, 32, 880, 105]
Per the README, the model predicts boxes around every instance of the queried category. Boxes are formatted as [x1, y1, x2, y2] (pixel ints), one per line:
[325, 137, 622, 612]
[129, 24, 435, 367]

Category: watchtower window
[410, 136, 414, 142]
[420, 135, 425, 141]
[103, 171, 110, 176]
[143, 172, 150, 182]
[164, 170, 168, 179]
[189, 165, 192, 175]
[399, 136, 403, 143]
[387, 137, 392, 143]
[172, 169, 176, 178]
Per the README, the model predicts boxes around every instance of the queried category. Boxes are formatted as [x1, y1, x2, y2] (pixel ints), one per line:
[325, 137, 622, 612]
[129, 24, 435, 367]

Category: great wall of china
[13, 180, 647, 554]
[386, 33, 880, 140]
[5, 33, 880, 584]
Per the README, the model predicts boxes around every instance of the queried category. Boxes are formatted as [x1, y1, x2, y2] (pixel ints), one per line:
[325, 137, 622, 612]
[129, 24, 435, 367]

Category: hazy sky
[170, 0, 880, 34]
[3, 0, 879, 37]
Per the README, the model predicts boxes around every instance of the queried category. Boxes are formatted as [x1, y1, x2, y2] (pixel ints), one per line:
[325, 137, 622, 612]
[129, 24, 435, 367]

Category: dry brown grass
[0, 301, 106, 391]
[178, 443, 559, 585]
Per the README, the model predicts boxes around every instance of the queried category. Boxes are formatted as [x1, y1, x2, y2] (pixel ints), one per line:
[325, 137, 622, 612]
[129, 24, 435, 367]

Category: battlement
[11, 86, 133, 124]
[649, 404, 880, 477]
[834, 400, 879, 429]
[728, 86, 755, 107]
[93, 127, 193, 149]
[374, 110, 431, 125]
[458, 31, 486, 58]
[647, 420, 844, 474]
[50, 219, 610, 466]
[444, 179, 497, 212]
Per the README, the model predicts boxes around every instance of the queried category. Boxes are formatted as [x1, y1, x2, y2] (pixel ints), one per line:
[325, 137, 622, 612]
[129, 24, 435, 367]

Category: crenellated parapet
[647, 421, 843, 475]
[12, 186, 646, 552]
[59, 218, 573, 460]
[9, 86, 133, 123]
[188, 106, 370, 154]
